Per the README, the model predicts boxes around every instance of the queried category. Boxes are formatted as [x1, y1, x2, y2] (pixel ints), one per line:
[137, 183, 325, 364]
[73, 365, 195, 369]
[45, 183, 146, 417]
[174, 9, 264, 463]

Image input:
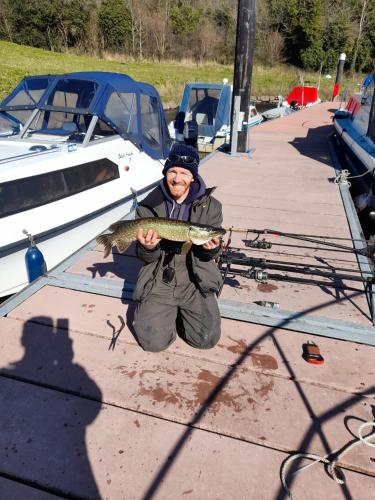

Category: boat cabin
[173, 82, 232, 141]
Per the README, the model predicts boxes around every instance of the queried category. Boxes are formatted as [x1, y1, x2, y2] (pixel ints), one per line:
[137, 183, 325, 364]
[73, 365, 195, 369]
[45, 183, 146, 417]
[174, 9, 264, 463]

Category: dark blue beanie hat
[163, 143, 200, 180]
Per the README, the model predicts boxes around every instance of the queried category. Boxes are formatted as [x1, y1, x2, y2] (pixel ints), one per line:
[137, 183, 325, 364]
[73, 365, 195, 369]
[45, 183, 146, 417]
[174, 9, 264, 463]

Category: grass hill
[0, 41, 364, 108]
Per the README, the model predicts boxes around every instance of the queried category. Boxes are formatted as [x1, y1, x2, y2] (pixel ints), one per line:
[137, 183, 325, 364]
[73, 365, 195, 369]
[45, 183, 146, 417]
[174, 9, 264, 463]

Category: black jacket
[132, 184, 223, 301]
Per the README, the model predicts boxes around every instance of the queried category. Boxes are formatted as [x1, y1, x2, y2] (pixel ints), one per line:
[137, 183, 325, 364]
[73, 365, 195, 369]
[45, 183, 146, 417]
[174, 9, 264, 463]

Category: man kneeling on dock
[132, 144, 223, 352]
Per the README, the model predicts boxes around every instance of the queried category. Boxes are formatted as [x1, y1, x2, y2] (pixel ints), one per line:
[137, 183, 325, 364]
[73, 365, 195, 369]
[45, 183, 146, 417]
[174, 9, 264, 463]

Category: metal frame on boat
[0, 71, 171, 297]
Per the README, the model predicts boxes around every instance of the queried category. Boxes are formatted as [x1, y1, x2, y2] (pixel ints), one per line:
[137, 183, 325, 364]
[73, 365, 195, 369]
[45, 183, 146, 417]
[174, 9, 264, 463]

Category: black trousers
[133, 281, 221, 352]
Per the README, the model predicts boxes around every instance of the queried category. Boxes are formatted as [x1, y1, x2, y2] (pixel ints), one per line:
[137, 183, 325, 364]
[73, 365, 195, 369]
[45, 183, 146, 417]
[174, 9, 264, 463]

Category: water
[164, 101, 276, 124]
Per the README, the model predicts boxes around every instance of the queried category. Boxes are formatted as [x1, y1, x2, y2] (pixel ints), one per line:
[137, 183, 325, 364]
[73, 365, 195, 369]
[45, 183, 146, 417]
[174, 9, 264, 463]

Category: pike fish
[96, 217, 226, 258]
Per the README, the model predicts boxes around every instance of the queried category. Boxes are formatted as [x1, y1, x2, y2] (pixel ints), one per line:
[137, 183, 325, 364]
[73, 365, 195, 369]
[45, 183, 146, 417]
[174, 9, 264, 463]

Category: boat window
[140, 93, 161, 151]
[4, 77, 51, 107]
[188, 89, 220, 126]
[27, 110, 90, 138]
[0, 159, 119, 219]
[47, 79, 98, 110]
[104, 91, 138, 138]
[0, 113, 20, 136]
[90, 118, 117, 141]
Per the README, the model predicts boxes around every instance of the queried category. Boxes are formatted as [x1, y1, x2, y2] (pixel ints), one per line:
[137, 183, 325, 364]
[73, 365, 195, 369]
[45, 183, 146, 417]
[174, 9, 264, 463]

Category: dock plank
[1, 315, 374, 477]
[0, 376, 373, 500]
[5, 289, 375, 396]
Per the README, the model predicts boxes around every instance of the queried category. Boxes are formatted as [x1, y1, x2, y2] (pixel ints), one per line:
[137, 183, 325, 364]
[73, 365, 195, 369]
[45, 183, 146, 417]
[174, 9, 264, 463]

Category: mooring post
[230, 96, 241, 156]
[230, 0, 256, 153]
[332, 53, 346, 101]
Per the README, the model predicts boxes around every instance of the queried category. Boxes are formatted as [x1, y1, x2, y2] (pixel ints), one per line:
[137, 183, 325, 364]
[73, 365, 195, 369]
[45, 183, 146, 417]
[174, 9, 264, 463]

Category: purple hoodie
[160, 174, 207, 221]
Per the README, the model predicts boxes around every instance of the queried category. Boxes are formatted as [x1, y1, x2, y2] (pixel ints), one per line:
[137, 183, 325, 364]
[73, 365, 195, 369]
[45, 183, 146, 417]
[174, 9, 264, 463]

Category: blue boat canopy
[0, 75, 57, 135]
[1, 71, 171, 159]
[177, 82, 232, 138]
[362, 74, 374, 90]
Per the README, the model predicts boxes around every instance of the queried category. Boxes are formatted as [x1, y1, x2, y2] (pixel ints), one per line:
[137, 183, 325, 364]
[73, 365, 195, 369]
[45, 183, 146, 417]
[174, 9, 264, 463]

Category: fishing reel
[243, 268, 269, 283]
[253, 270, 268, 283]
[244, 230, 272, 250]
[245, 238, 272, 250]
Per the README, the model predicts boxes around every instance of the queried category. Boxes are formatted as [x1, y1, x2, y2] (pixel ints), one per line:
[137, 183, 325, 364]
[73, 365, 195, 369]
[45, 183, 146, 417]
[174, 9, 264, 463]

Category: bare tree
[350, 0, 368, 75]
[0, 0, 13, 41]
[146, 0, 171, 61]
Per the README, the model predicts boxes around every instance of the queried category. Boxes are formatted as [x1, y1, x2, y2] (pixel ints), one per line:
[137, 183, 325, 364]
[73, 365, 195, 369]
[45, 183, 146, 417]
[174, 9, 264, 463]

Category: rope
[334, 167, 375, 187]
[334, 169, 351, 186]
[281, 421, 375, 500]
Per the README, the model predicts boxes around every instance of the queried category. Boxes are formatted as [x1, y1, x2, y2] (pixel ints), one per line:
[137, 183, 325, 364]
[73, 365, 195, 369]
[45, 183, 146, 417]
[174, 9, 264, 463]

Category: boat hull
[0, 186, 155, 297]
[333, 117, 375, 195]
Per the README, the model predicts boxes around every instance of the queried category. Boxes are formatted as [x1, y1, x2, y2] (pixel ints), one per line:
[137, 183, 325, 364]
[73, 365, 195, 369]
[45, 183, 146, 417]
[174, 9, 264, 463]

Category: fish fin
[116, 240, 131, 254]
[190, 238, 210, 245]
[181, 241, 192, 254]
[109, 221, 126, 232]
[96, 234, 113, 258]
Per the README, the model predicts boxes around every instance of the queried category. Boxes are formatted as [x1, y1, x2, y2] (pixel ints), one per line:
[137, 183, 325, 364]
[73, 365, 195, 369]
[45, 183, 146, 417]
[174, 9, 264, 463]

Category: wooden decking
[0, 102, 374, 499]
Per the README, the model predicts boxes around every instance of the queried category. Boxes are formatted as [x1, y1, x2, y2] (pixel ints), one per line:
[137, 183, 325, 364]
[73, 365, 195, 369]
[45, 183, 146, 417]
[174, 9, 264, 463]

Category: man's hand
[136, 228, 161, 250]
[202, 237, 221, 250]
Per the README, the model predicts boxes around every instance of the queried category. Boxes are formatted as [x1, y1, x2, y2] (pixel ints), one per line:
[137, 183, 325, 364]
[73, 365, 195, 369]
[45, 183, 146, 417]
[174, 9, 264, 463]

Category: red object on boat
[286, 86, 319, 106]
[332, 83, 340, 97]
[346, 95, 361, 117]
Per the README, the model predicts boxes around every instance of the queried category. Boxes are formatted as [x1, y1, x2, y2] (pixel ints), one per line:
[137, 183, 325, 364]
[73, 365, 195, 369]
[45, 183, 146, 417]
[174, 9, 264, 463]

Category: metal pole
[332, 53, 346, 101]
[230, 96, 241, 156]
[230, 0, 256, 153]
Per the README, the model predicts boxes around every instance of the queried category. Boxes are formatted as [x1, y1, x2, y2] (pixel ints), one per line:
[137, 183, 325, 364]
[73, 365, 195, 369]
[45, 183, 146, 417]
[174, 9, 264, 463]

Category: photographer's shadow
[0, 317, 102, 499]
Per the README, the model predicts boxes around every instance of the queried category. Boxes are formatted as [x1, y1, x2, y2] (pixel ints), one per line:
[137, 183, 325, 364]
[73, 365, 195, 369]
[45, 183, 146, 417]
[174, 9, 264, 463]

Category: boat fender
[23, 230, 47, 283]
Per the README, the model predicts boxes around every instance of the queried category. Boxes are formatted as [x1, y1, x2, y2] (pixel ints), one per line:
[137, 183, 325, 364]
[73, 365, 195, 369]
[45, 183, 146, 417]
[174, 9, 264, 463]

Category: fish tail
[96, 234, 113, 258]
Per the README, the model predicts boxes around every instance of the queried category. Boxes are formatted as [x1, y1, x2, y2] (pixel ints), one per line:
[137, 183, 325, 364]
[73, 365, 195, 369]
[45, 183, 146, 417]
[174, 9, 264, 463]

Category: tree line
[0, 0, 373, 73]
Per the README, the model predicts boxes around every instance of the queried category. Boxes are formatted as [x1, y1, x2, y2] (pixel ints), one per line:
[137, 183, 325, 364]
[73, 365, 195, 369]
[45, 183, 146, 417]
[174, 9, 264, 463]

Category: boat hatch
[0, 158, 119, 219]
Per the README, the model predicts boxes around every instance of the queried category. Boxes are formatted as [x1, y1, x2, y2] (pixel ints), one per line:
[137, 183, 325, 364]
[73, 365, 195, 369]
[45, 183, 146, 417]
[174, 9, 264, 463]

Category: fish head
[188, 224, 226, 245]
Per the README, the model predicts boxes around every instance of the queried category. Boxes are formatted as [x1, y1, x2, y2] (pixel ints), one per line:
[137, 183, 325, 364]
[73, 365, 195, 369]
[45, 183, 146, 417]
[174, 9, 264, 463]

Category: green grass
[0, 41, 365, 108]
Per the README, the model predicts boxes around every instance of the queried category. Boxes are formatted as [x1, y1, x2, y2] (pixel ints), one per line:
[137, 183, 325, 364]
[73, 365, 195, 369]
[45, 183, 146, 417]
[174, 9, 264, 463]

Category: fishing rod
[221, 252, 366, 274]
[223, 227, 374, 258]
[219, 253, 373, 284]
[218, 266, 366, 293]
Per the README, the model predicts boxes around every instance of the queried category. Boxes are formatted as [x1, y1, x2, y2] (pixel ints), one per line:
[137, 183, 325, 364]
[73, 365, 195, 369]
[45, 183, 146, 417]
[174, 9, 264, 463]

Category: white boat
[261, 96, 295, 120]
[0, 71, 171, 297]
[262, 86, 321, 121]
[333, 74, 375, 211]
[168, 81, 263, 153]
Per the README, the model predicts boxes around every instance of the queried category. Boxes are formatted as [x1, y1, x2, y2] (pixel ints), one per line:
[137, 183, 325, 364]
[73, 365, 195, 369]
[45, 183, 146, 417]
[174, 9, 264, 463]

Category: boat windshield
[25, 110, 117, 142]
[1, 76, 54, 125]
[187, 88, 221, 126]
[46, 78, 98, 110]
[0, 113, 21, 137]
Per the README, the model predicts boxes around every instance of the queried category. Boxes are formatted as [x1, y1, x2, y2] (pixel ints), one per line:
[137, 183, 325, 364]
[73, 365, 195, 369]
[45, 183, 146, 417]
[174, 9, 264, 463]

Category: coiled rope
[281, 421, 375, 500]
